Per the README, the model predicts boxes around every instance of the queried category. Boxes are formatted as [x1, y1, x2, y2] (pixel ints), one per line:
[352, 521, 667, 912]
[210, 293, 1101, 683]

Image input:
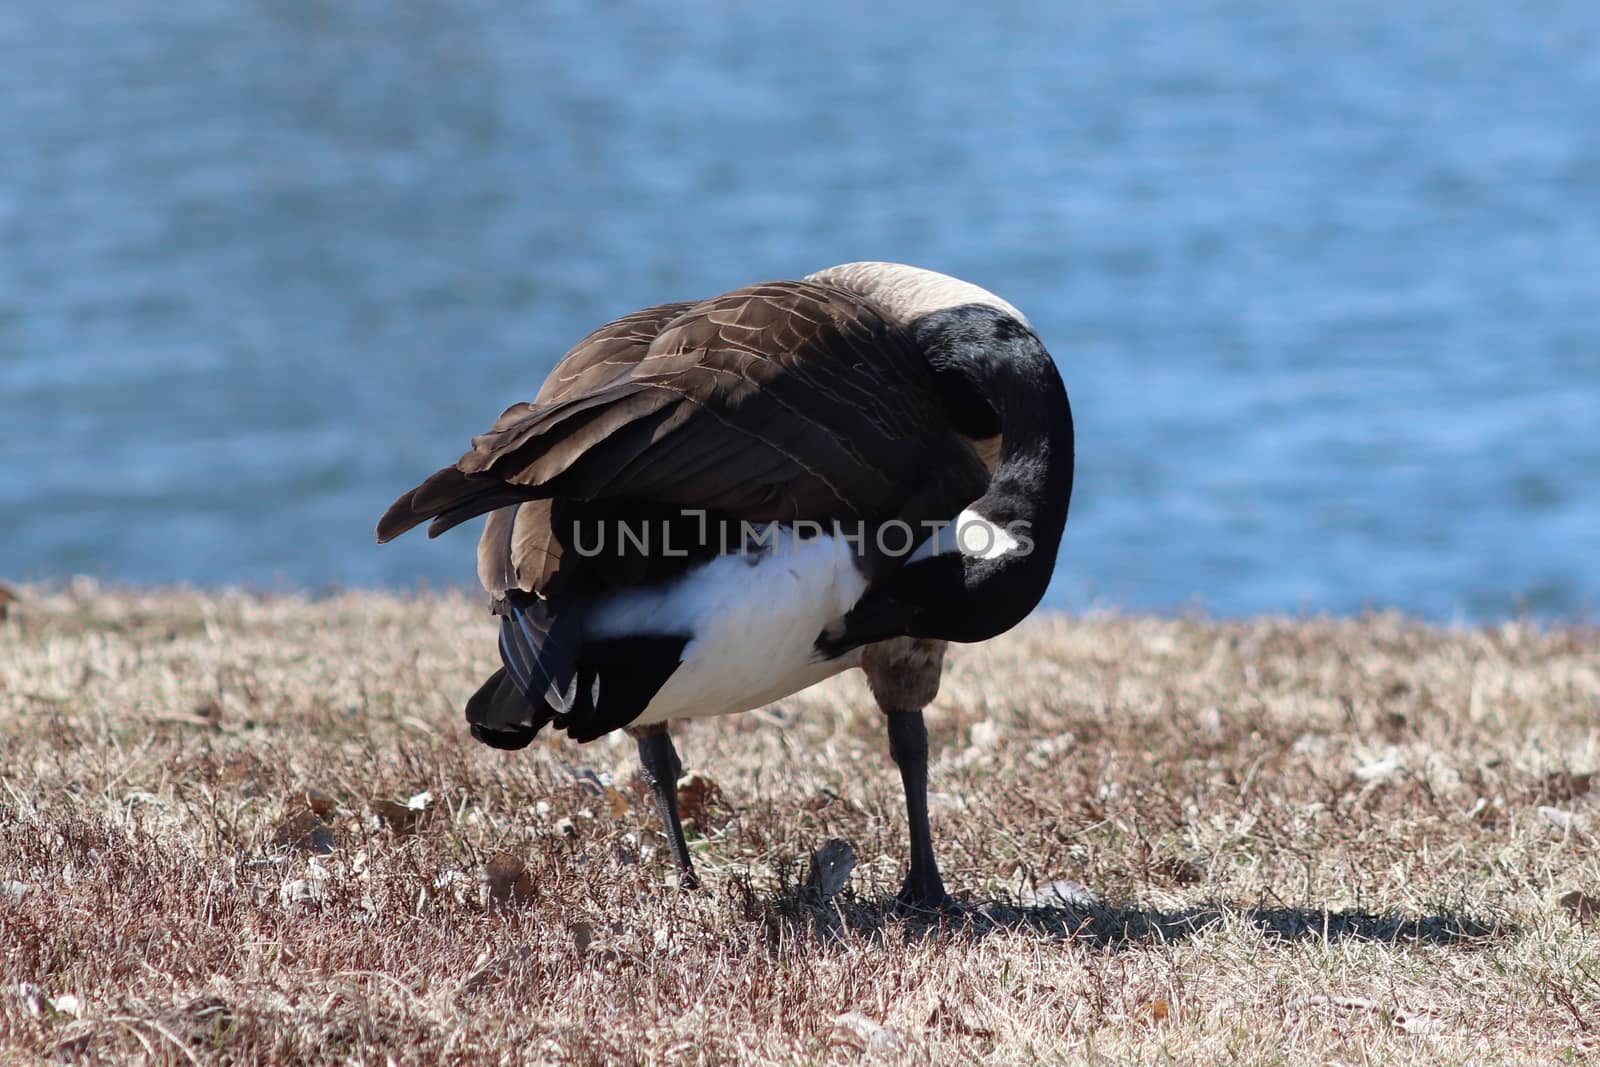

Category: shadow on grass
[760, 887, 1503, 950]
[767, 893, 1503, 950]
[746, 840, 1505, 950]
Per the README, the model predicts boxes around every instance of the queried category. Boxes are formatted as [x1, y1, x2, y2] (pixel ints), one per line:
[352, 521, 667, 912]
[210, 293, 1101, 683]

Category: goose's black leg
[631, 724, 700, 889]
[887, 709, 952, 912]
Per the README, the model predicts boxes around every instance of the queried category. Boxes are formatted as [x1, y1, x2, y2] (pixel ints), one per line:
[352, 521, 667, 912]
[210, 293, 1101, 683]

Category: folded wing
[377, 280, 989, 599]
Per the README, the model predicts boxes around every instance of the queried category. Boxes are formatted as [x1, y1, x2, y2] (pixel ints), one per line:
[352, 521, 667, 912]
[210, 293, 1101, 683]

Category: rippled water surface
[3, 1, 1596, 618]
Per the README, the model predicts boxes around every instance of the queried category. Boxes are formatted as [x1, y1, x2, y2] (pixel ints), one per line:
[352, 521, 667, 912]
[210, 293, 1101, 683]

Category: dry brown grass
[2, 583, 1599, 1065]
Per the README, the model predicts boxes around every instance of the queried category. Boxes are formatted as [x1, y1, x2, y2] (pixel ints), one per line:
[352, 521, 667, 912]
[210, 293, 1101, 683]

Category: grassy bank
[2, 584, 1598, 1064]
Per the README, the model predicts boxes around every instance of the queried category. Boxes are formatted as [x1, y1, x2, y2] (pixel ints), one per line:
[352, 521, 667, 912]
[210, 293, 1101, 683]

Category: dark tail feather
[561, 636, 688, 743]
[466, 634, 691, 748]
[464, 667, 545, 750]
[496, 593, 581, 714]
[462, 594, 583, 751]
[469, 587, 690, 748]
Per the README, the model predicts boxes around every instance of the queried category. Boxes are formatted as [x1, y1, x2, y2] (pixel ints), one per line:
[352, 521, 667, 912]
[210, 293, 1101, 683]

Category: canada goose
[377, 262, 1073, 911]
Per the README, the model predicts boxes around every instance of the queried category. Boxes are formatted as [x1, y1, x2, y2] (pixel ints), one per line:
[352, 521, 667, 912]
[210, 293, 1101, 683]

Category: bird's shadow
[757, 888, 1504, 952]
[736, 840, 1505, 951]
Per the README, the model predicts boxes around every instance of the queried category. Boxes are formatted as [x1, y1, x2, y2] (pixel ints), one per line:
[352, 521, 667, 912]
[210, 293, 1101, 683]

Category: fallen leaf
[296, 787, 338, 818]
[371, 799, 422, 835]
[1544, 770, 1595, 802]
[676, 772, 721, 823]
[1559, 890, 1600, 921]
[803, 839, 856, 902]
[571, 921, 594, 955]
[605, 787, 631, 819]
[483, 853, 535, 910]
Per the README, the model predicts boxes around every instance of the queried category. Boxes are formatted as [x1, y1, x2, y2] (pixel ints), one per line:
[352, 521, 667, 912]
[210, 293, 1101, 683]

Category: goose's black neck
[909, 304, 1076, 642]
[812, 303, 1075, 658]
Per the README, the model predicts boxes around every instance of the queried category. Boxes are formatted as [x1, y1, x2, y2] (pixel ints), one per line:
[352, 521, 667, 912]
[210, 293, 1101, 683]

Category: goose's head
[809, 264, 1075, 649]
[807, 261, 1046, 444]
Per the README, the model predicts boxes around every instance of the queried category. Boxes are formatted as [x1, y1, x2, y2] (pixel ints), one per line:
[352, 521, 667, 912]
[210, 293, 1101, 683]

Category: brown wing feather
[375, 303, 693, 544]
[534, 301, 697, 403]
[378, 281, 989, 596]
[463, 281, 957, 517]
[476, 499, 565, 598]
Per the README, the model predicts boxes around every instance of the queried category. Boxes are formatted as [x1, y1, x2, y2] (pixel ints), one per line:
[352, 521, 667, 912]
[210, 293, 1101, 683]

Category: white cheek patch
[954, 509, 1021, 559]
[907, 509, 1022, 563]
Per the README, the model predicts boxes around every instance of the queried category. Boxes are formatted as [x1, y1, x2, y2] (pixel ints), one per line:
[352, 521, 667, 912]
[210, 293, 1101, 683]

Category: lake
[2, 0, 1596, 619]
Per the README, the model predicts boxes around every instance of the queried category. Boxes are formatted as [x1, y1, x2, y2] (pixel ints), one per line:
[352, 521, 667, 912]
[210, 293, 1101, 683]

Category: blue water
[2, 1, 1596, 619]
